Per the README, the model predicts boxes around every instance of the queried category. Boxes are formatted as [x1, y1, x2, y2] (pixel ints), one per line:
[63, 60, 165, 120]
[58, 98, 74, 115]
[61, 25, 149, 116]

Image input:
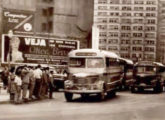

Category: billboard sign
[2, 9, 34, 34]
[2, 35, 79, 65]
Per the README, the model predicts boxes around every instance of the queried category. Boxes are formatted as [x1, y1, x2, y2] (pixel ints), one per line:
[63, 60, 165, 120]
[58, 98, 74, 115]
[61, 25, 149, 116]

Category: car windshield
[136, 66, 155, 73]
[87, 58, 104, 68]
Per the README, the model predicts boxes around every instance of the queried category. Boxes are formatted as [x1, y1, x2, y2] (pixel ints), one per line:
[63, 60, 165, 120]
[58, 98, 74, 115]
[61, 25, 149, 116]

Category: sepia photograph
[0, 0, 165, 120]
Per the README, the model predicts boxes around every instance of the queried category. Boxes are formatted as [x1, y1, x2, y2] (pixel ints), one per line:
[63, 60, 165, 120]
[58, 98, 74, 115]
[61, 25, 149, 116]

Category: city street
[0, 90, 165, 120]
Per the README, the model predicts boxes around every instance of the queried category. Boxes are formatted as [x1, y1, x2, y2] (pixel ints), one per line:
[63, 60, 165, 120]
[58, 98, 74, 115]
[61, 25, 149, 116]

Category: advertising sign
[1, 35, 79, 65]
[2, 9, 34, 34]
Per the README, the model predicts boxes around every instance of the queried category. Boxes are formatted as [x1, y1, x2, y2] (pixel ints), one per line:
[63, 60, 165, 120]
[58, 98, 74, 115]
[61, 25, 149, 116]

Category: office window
[98, 12, 107, 16]
[134, 0, 144, 4]
[144, 47, 155, 52]
[121, 26, 131, 30]
[134, 7, 143, 11]
[109, 25, 119, 30]
[97, 18, 107, 23]
[121, 0, 131, 4]
[146, 1, 156, 5]
[122, 12, 131, 17]
[97, 25, 107, 30]
[121, 18, 131, 23]
[109, 18, 119, 23]
[108, 32, 119, 37]
[133, 26, 143, 31]
[42, 23, 47, 32]
[99, 32, 107, 37]
[132, 40, 142, 44]
[133, 18, 143, 24]
[109, 6, 120, 10]
[146, 7, 156, 11]
[110, 0, 120, 4]
[145, 33, 156, 38]
[122, 6, 131, 11]
[134, 13, 143, 17]
[98, 6, 107, 10]
[146, 19, 156, 24]
[146, 13, 156, 17]
[132, 47, 142, 51]
[121, 33, 131, 37]
[108, 39, 118, 44]
[98, 0, 107, 4]
[108, 46, 118, 51]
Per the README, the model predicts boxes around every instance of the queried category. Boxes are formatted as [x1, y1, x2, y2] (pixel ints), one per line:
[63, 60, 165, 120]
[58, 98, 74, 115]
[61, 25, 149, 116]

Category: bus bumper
[64, 89, 102, 94]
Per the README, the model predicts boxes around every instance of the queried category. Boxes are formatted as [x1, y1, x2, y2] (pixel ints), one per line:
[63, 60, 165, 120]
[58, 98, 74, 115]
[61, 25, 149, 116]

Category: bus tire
[97, 92, 105, 101]
[107, 90, 115, 98]
[64, 92, 73, 102]
[138, 87, 144, 92]
[154, 82, 163, 93]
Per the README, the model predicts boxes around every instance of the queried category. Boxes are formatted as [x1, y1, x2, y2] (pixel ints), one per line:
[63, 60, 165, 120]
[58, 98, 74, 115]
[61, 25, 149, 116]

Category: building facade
[158, 0, 165, 64]
[94, 0, 158, 61]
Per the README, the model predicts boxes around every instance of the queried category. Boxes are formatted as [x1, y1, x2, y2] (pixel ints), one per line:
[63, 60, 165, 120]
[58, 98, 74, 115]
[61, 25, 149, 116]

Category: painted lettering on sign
[25, 38, 46, 46]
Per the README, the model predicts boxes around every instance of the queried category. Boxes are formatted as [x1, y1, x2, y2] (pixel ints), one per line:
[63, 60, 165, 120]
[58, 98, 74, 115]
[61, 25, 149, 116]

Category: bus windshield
[69, 58, 85, 68]
[69, 58, 104, 68]
[136, 66, 156, 73]
[87, 58, 104, 68]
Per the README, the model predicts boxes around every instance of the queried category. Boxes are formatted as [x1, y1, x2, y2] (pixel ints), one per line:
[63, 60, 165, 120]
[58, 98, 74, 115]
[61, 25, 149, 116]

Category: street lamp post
[7, 30, 13, 69]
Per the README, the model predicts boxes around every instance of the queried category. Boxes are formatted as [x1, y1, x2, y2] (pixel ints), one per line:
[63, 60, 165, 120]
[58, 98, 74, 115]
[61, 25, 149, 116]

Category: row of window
[99, 46, 155, 52]
[100, 39, 155, 45]
[97, 12, 157, 17]
[99, 32, 156, 38]
[98, 6, 156, 11]
[97, 0, 156, 5]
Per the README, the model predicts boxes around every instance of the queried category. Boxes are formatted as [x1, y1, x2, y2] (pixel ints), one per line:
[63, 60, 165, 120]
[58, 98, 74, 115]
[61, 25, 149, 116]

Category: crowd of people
[1, 65, 55, 104]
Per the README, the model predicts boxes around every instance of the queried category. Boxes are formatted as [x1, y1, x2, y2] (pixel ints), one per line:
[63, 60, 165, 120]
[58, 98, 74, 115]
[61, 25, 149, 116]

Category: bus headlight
[96, 80, 104, 90]
[64, 80, 74, 88]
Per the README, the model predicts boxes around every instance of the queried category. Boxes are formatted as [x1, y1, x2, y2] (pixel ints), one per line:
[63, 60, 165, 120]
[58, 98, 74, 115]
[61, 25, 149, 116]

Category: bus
[64, 49, 124, 101]
[119, 58, 134, 90]
[131, 61, 165, 93]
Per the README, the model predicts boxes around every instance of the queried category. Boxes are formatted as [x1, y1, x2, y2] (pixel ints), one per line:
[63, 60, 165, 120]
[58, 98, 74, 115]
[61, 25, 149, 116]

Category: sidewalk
[0, 89, 10, 102]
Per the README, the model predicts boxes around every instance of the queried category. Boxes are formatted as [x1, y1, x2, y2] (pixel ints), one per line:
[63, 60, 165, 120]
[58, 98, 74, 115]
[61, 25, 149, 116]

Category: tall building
[158, 0, 165, 64]
[94, 0, 158, 61]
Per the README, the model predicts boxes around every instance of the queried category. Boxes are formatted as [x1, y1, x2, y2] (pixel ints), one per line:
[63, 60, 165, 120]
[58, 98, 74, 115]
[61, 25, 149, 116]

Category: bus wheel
[98, 92, 105, 101]
[154, 82, 163, 93]
[138, 87, 144, 92]
[64, 92, 73, 102]
[131, 86, 136, 93]
[107, 90, 116, 98]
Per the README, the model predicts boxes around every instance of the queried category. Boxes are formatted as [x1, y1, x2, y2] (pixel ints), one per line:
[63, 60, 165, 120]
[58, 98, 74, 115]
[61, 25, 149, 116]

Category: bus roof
[135, 61, 165, 67]
[68, 49, 120, 58]
[119, 58, 134, 65]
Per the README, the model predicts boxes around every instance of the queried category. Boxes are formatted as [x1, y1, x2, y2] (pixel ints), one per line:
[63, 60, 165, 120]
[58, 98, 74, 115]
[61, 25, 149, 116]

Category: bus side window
[106, 58, 110, 67]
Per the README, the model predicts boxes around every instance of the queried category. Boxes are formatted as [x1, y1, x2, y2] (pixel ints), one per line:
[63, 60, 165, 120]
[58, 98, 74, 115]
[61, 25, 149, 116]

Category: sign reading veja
[1, 35, 79, 65]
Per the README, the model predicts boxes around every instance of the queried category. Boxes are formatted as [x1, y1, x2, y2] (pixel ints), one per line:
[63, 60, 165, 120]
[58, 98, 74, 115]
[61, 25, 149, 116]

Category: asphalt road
[0, 90, 165, 120]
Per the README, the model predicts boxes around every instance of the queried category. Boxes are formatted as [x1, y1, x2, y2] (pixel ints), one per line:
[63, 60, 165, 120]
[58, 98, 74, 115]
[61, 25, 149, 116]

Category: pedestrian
[1, 66, 9, 89]
[33, 65, 42, 99]
[28, 66, 36, 100]
[8, 67, 16, 103]
[14, 70, 22, 104]
[40, 67, 49, 99]
[21, 65, 30, 102]
[48, 70, 55, 99]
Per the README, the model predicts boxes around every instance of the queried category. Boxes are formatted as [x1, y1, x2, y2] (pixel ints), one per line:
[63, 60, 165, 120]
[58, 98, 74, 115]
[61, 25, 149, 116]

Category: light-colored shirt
[33, 68, 42, 79]
[15, 76, 22, 86]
